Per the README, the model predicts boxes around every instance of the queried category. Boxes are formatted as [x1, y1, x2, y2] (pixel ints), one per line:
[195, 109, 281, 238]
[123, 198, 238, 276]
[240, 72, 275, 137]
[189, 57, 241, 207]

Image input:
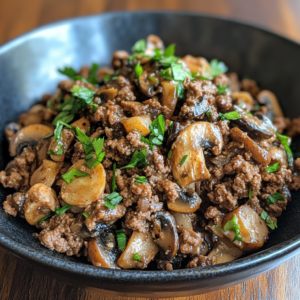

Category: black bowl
[1, 11, 300, 297]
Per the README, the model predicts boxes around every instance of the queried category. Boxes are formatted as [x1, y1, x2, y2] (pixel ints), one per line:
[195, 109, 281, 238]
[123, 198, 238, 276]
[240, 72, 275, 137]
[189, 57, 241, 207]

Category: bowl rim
[1, 10, 300, 284]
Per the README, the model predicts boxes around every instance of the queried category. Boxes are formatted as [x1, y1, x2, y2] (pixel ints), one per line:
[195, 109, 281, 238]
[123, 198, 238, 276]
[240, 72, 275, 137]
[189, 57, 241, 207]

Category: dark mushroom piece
[166, 122, 181, 147]
[257, 90, 284, 120]
[88, 229, 120, 269]
[5, 123, 21, 142]
[94, 88, 118, 105]
[168, 188, 202, 213]
[139, 71, 160, 97]
[232, 106, 275, 140]
[9, 124, 53, 157]
[152, 212, 179, 260]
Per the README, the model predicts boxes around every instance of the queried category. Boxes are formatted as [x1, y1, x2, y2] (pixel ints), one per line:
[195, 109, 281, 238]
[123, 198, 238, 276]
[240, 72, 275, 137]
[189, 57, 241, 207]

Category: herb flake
[260, 210, 278, 230]
[61, 168, 89, 184]
[224, 214, 243, 242]
[219, 111, 240, 121]
[266, 162, 280, 173]
[180, 154, 188, 166]
[134, 176, 148, 184]
[266, 193, 285, 206]
[132, 253, 143, 262]
[115, 230, 127, 250]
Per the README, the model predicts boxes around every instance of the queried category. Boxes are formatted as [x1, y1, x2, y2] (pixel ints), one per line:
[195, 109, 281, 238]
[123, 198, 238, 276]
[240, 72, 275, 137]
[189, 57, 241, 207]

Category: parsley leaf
[176, 81, 186, 98]
[276, 132, 293, 167]
[115, 230, 127, 250]
[132, 253, 143, 262]
[55, 204, 73, 216]
[260, 210, 278, 230]
[216, 85, 229, 95]
[132, 39, 146, 53]
[134, 176, 148, 184]
[82, 212, 89, 218]
[47, 144, 63, 155]
[210, 59, 228, 77]
[104, 192, 123, 209]
[206, 110, 211, 121]
[134, 61, 143, 79]
[39, 214, 52, 224]
[172, 63, 186, 80]
[87, 63, 99, 84]
[147, 114, 165, 147]
[112, 163, 117, 192]
[58, 67, 77, 79]
[52, 111, 75, 126]
[46, 100, 54, 110]
[163, 44, 175, 57]
[62, 169, 89, 184]
[266, 162, 280, 173]
[43, 133, 54, 140]
[70, 86, 96, 105]
[249, 187, 252, 199]
[224, 214, 243, 242]
[120, 149, 148, 169]
[266, 193, 285, 206]
[180, 154, 188, 166]
[219, 111, 240, 121]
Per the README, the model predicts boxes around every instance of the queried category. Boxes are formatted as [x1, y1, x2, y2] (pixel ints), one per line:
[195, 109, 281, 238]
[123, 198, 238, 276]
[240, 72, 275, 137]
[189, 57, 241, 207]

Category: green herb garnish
[82, 212, 89, 218]
[132, 253, 143, 262]
[168, 150, 172, 160]
[134, 176, 148, 184]
[115, 230, 127, 250]
[58, 67, 77, 79]
[70, 86, 96, 105]
[120, 149, 148, 169]
[132, 39, 146, 53]
[276, 132, 293, 167]
[224, 214, 243, 242]
[39, 214, 52, 224]
[47, 144, 63, 156]
[46, 100, 54, 110]
[62, 168, 89, 184]
[55, 204, 73, 216]
[210, 59, 228, 77]
[112, 162, 117, 192]
[266, 162, 280, 173]
[260, 210, 277, 230]
[104, 192, 123, 210]
[180, 154, 188, 166]
[43, 133, 54, 140]
[219, 111, 240, 121]
[134, 61, 143, 79]
[87, 63, 99, 84]
[266, 193, 285, 206]
[149, 75, 158, 84]
[206, 110, 211, 121]
[249, 187, 252, 199]
[216, 85, 229, 95]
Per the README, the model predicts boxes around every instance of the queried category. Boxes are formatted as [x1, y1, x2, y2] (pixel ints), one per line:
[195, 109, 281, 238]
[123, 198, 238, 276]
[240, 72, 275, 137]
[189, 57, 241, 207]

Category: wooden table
[0, 0, 300, 299]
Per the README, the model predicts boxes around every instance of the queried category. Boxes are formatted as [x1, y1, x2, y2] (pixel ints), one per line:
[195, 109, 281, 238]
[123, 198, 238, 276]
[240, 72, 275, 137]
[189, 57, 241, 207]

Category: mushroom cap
[9, 124, 53, 157]
[161, 80, 178, 118]
[257, 90, 284, 119]
[167, 190, 202, 213]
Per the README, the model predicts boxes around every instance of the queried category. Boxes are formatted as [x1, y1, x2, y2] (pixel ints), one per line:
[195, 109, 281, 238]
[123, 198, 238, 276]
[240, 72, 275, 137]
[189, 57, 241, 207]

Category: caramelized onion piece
[230, 127, 271, 165]
[161, 80, 178, 118]
[30, 160, 63, 187]
[222, 205, 269, 251]
[117, 232, 159, 269]
[61, 160, 106, 208]
[171, 122, 223, 188]
[24, 183, 59, 225]
[208, 238, 243, 264]
[121, 115, 152, 137]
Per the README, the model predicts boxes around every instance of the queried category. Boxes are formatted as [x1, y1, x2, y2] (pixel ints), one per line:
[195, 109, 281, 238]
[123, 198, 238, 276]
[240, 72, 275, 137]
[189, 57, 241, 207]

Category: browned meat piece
[179, 229, 202, 254]
[187, 255, 216, 268]
[204, 206, 224, 225]
[241, 78, 260, 97]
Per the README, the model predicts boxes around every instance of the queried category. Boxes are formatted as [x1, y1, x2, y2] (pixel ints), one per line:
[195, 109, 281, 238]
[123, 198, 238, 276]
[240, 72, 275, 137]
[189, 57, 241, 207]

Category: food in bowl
[1, 35, 300, 270]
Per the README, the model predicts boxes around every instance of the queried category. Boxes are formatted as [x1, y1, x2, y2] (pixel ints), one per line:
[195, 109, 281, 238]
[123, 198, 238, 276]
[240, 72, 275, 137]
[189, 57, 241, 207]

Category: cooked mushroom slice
[268, 145, 288, 166]
[233, 106, 275, 140]
[168, 189, 201, 213]
[24, 183, 59, 225]
[161, 80, 178, 118]
[152, 212, 179, 260]
[231, 92, 254, 111]
[139, 71, 160, 97]
[5, 123, 21, 141]
[170, 211, 193, 232]
[207, 238, 243, 264]
[121, 115, 152, 137]
[30, 160, 63, 187]
[117, 232, 159, 269]
[9, 124, 53, 157]
[88, 229, 120, 269]
[171, 122, 223, 188]
[112, 50, 129, 69]
[257, 90, 284, 119]
[61, 159, 106, 208]
[95, 88, 118, 105]
[222, 205, 269, 251]
[230, 127, 271, 165]
[180, 55, 211, 77]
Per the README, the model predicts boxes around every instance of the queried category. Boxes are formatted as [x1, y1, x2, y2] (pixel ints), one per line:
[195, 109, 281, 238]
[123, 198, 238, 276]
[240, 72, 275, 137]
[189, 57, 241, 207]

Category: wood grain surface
[0, 0, 300, 299]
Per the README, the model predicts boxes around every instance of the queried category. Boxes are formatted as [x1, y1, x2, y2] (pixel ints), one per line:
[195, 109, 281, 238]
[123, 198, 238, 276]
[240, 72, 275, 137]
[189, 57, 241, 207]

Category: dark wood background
[0, 0, 300, 299]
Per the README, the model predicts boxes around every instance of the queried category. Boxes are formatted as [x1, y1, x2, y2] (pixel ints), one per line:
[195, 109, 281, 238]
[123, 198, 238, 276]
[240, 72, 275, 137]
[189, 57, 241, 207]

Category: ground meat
[3, 195, 18, 217]
[116, 86, 136, 102]
[204, 206, 224, 225]
[227, 72, 240, 92]
[36, 213, 85, 256]
[71, 142, 85, 164]
[124, 209, 150, 233]
[0, 170, 23, 190]
[215, 95, 232, 111]
[179, 229, 202, 254]
[160, 180, 179, 202]
[241, 78, 260, 97]
[187, 255, 216, 268]
[126, 131, 146, 148]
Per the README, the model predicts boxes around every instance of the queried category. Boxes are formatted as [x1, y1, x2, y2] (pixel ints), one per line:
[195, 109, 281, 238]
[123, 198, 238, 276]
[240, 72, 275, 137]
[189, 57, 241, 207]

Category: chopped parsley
[104, 192, 123, 210]
[87, 63, 99, 84]
[82, 212, 89, 218]
[168, 150, 172, 160]
[224, 214, 243, 242]
[152, 44, 179, 67]
[115, 230, 127, 250]
[58, 67, 77, 79]
[265, 162, 280, 173]
[134, 61, 143, 79]
[112, 162, 117, 192]
[260, 210, 277, 230]
[53, 120, 74, 142]
[149, 75, 158, 84]
[43, 133, 54, 140]
[61, 168, 89, 184]
[52, 110, 75, 126]
[276, 132, 293, 167]
[46, 100, 54, 110]
[132, 39, 146, 53]
[120, 149, 148, 169]
[249, 187, 252, 199]
[206, 110, 211, 121]
[266, 193, 285, 206]
[70, 86, 96, 105]
[132, 253, 143, 262]
[180, 154, 188, 166]
[39, 214, 52, 224]
[216, 85, 229, 95]
[134, 176, 148, 184]
[148, 114, 165, 147]
[47, 144, 63, 156]
[210, 59, 228, 78]
[55, 204, 72, 216]
[219, 111, 240, 121]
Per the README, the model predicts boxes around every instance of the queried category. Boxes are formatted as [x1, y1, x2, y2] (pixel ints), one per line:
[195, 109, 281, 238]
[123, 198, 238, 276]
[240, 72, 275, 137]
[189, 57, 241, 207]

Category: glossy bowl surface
[1, 11, 300, 297]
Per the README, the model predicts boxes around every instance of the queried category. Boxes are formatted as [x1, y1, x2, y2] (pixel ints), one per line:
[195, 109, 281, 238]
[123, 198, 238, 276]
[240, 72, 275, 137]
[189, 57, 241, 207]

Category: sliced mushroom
[230, 127, 271, 165]
[161, 80, 178, 118]
[222, 205, 269, 251]
[117, 232, 159, 269]
[268, 145, 288, 166]
[95, 88, 118, 105]
[30, 160, 63, 187]
[257, 90, 284, 119]
[171, 122, 223, 188]
[152, 212, 179, 260]
[61, 159, 106, 207]
[145, 34, 164, 56]
[207, 238, 243, 264]
[170, 211, 193, 233]
[168, 189, 201, 213]
[179, 55, 211, 77]
[112, 50, 129, 69]
[233, 106, 275, 140]
[9, 124, 53, 157]
[231, 92, 254, 111]
[5, 123, 21, 142]
[139, 71, 160, 97]
[121, 115, 152, 137]
[191, 95, 211, 118]
[88, 229, 120, 269]
[24, 183, 59, 225]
